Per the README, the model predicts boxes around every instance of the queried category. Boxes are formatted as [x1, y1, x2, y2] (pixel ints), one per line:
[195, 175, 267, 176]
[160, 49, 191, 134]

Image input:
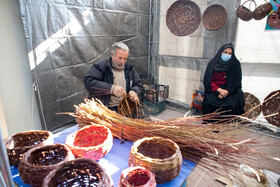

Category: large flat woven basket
[261, 90, 280, 127]
[128, 137, 183, 184]
[202, 4, 228, 31]
[166, 0, 201, 36]
[243, 92, 261, 120]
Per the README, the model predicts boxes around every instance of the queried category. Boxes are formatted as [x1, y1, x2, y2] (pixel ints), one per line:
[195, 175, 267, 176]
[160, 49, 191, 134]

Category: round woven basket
[119, 166, 156, 187]
[65, 123, 113, 160]
[243, 92, 261, 120]
[18, 144, 74, 187]
[5, 130, 54, 166]
[203, 4, 228, 31]
[236, 0, 256, 21]
[253, 2, 273, 20]
[128, 137, 183, 184]
[166, 0, 201, 36]
[261, 90, 280, 127]
[42, 158, 113, 187]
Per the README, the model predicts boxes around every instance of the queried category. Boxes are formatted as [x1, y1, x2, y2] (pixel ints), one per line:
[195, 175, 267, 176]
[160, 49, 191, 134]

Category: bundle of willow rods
[69, 98, 279, 185]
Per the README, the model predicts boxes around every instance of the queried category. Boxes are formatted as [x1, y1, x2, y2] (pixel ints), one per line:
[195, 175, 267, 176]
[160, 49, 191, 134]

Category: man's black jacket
[84, 58, 142, 106]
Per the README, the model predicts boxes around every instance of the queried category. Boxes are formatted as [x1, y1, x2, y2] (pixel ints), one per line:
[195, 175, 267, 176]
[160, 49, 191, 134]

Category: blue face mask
[221, 53, 232, 62]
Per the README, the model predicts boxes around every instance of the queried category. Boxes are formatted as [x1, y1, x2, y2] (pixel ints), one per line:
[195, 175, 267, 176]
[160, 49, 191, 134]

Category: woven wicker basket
[243, 92, 261, 120]
[118, 96, 143, 118]
[5, 130, 54, 166]
[42, 158, 113, 187]
[128, 137, 183, 184]
[261, 90, 280, 127]
[166, 0, 201, 36]
[18, 144, 74, 187]
[253, 2, 273, 20]
[119, 166, 156, 187]
[236, 0, 256, 21]
[65, 123, 113, 160]
[202, 4, 228, 31]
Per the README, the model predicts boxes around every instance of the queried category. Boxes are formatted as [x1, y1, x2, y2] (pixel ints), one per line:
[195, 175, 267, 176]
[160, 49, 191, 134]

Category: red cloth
[210, 71, 227, 92]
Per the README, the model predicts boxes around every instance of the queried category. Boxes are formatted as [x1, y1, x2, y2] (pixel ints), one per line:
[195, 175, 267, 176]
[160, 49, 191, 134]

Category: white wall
[235, 0, 280, 121]
[235, 0, 280, 64]
[0, 0, 42, 136]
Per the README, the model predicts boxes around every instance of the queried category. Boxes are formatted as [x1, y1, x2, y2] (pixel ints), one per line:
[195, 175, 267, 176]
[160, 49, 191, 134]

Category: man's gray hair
[111, 42, 130, 55]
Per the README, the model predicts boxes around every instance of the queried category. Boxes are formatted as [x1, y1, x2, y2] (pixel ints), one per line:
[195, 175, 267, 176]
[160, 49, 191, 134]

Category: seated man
[84, 42, 144, 118]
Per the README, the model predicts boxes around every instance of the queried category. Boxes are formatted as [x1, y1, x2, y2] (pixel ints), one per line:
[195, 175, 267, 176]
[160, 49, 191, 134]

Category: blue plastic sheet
[12, 125, 196, 186]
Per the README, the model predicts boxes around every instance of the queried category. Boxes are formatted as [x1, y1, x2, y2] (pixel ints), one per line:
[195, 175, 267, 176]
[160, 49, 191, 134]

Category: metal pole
[148, 0, 152, 76]
[0, 128, 14, 187]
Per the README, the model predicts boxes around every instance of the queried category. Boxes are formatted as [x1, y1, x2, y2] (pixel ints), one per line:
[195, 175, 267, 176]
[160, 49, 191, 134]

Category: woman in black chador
[202, 43, 245, 117]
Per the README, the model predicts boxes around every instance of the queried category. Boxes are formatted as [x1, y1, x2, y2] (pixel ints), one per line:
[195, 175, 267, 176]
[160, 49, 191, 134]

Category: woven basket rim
[21, 143, 74, 169]
[120, 166, 156, 187]
[5, 130, 53, 149]
[131, 136, 182, 162]
[42, 158, 113, 187]
[65, 123, 113, 150]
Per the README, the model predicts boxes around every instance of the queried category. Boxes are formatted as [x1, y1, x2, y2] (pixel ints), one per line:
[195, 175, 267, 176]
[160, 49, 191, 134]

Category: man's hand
[128, 91, 139, 103]
[112, 85, 126, 97]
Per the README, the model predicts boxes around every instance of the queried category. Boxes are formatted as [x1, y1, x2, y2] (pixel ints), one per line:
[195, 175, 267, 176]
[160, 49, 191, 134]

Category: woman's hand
[217, 88, 228, 98]
[218, 94, 224, 99]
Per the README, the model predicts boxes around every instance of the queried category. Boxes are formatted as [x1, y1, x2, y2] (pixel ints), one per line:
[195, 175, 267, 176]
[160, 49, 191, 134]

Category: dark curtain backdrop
[20, 0, 150, 130]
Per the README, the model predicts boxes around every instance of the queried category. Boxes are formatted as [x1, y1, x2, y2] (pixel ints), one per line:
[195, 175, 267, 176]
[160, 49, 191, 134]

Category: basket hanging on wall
[253, 0, 273, 20]
[236, 0, 257, 21]
[166, 0, 201, 36]
[202, 4, 228, 31]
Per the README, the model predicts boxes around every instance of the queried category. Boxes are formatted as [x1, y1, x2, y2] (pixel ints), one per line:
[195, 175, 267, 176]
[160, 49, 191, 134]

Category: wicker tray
[119, 166, 156, 187]
[243, 92, 261, 120]
[5, 130, 54, 166]
[202, 4, 228, 31]
[128, 137, 183, 184]
[65, 123, 113, 160]
[166, 0, 201, 36]
[261, 90, 280, 127]
[18, 144, 74, 187]
[42, 158, 113, 187]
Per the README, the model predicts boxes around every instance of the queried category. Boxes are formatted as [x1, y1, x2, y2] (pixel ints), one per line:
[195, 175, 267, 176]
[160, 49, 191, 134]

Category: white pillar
[0, 0, 42, 135]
